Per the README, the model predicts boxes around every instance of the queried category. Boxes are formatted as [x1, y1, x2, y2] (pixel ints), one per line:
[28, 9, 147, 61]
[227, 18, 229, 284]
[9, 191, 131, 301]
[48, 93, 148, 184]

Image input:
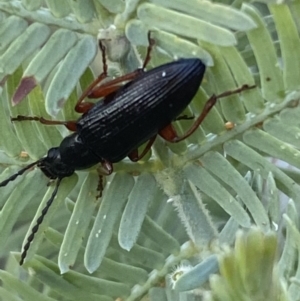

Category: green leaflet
[1, 1, 300, 301]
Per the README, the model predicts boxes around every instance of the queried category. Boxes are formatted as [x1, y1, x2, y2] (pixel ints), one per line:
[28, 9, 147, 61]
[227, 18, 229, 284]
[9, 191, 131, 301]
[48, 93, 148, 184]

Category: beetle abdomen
[78, 58, 206, 162]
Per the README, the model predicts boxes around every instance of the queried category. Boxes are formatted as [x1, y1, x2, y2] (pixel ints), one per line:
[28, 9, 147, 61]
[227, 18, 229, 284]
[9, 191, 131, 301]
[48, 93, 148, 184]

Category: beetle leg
[11, 115, 77, 131]
[160, 84, 256, 142]
[97, 175, 103, 198]
[159, 124, 178, 141]
[98, 159, 113, 175]
[74, 40, 138, 111]
[76, 32, 155, 110]
[175, 114, 195, 121]
[163, 94, 217, 142]
[142, 31, 155, 70]
[87, 69, 143, 99]
[96, 169, 104, 198]
[74, 41, 109, 113]
[91, 31, 154, 98]
[128, 136, 156, 162]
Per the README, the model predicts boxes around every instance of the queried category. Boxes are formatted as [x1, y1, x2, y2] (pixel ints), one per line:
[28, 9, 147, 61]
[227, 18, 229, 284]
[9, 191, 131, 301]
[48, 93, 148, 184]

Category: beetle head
[0, 148, 75, 265]
[38, 147, 75, 180]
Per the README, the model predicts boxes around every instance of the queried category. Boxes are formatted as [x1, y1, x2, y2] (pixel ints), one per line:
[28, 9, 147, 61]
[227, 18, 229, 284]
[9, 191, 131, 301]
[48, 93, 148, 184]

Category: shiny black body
[53, 58, 205, 176]
[1, 58, 206, 265]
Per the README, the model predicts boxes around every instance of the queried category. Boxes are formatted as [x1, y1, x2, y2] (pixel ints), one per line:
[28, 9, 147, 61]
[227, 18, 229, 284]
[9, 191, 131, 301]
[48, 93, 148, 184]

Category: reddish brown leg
[160, 84, 256, 143]
[128, 136, 156, 162]
[76, 32, 155, 111]
[75, 41, 109, 113]
[142, 31, 155, 70]
[87, 32, 155, 99]
[87, 70, 143, 99]
[11, 115, 77, 131]
[159, 124, 178, 142]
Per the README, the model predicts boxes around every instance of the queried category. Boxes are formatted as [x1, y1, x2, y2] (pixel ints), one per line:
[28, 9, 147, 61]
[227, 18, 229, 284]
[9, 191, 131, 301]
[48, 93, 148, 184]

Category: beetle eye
[47, 147, 59, 159]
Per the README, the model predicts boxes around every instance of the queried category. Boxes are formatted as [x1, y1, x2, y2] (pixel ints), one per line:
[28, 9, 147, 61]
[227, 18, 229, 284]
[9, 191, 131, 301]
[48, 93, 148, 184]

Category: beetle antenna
[0, 160, 40, 187]
[20, 177, 63, 265]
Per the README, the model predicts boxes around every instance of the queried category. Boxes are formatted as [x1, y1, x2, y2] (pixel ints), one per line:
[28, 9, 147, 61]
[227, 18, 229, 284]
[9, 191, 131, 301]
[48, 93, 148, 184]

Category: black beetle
[0, 34, 255, 265]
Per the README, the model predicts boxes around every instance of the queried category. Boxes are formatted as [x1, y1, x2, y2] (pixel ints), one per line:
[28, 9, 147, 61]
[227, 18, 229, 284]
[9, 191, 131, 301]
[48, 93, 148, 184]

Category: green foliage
[1, 0, 300, 300]
[208, 228, 288, 301]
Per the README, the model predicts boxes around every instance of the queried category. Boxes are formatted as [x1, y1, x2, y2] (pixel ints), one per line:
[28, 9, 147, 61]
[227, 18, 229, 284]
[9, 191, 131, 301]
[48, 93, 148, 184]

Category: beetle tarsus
[11, 115, 77, 131]
[215, 84, 256, 99]
[96, 172, 104, 199]
[142, 31, 155, 70]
